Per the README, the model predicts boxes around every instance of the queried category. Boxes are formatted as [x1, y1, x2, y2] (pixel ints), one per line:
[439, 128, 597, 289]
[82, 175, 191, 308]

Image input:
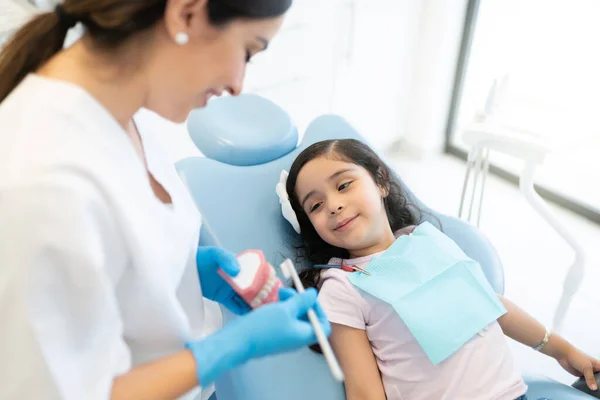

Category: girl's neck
[347, 226, 396, 259]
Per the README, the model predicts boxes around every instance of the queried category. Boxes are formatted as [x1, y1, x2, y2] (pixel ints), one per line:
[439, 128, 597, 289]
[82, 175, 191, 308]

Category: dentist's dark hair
[286, 139, 421, 290]
[0, 0, 292, 103]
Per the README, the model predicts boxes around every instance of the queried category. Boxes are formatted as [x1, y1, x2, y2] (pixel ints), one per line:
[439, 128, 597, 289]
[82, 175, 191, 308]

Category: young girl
[281, 139, 600, 400]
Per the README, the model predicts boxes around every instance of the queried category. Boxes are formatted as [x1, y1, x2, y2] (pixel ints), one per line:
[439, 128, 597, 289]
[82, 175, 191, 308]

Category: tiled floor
[388, 152, 600, 386]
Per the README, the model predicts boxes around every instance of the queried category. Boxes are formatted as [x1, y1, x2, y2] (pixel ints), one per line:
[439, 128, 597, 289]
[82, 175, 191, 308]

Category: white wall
[402, 0, 469, 157]
[331, 0, 424, 150]
[0, 0, 39, 47]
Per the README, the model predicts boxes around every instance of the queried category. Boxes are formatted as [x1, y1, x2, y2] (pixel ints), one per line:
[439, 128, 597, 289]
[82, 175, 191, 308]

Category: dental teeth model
[218, 250, 283, 309]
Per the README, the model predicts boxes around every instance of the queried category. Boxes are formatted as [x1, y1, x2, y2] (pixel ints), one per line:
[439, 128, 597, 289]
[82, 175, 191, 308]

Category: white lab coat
[0, 75, 213, 399]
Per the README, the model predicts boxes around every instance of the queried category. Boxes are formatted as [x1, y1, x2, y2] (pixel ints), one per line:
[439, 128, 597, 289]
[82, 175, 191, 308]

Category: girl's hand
[556, 344, 600, 391]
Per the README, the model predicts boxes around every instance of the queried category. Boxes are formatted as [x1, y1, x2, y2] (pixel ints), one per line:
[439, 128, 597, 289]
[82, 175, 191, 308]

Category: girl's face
[294, 156, 396, 258]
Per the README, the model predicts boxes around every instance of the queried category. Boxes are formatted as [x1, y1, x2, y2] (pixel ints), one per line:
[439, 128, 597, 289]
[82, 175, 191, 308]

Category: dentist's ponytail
[0, 10, 68, 103]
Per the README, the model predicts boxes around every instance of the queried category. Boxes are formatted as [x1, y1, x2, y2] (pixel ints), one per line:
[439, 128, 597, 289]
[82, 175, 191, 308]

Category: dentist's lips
[198, 89, 222, 106]
[334, 216, 357, 232]
[205, 89, 221, 102]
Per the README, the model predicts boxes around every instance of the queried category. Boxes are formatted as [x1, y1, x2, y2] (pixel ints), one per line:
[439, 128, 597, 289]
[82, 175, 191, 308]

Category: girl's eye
[338, 181, 352, 191]
[310, 202, 322, 213]
[245, 50, 253, 63]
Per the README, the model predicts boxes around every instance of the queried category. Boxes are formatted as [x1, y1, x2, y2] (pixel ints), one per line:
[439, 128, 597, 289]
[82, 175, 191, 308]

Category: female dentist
[0, 1, 330, 399]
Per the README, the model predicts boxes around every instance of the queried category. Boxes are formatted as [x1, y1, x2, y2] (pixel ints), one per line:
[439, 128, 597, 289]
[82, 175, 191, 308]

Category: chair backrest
[177, 95, 505, 400]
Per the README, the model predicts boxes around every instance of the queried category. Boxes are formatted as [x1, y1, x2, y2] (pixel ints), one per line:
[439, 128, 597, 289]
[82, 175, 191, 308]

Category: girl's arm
[498, 295, 600, 390]
[329, 323, 386, 400]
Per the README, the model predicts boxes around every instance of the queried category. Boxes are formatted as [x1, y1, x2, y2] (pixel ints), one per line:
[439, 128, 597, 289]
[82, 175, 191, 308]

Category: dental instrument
[280, 259, 345, 382]
[313, 263, 371, 275]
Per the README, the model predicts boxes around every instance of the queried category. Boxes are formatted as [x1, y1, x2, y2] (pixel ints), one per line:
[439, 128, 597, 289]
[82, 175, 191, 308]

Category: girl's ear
[380, 184, 390, 198]
[376, 167, 390, 198]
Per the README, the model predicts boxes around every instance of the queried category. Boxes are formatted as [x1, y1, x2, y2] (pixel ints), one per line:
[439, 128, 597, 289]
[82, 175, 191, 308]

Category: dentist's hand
[242, 288, 331, 358]
[187, 287, 331, 387]
[195, 247, 251, 315]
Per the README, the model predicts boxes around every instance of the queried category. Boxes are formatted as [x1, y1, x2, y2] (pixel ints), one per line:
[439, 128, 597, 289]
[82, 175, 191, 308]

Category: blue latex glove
[196, 246, 251, 315]
[187, 287, 331, 387]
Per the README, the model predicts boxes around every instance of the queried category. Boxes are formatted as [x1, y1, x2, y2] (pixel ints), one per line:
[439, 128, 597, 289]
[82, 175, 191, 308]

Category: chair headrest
[186, 94, 298, 166]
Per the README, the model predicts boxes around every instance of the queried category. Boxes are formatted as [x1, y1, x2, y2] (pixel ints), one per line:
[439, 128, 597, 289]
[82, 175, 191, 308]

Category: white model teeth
[251, 274, 277, 307]
[264, 276, 275, 292]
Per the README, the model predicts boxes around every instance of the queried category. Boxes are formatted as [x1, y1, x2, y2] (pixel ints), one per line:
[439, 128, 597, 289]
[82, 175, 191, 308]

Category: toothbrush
[280, 259, 345, 382]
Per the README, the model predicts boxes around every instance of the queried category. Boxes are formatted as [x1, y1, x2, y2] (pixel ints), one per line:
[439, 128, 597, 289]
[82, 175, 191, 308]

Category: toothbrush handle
[307, 308, 345, 382]
[285, 262, 345, 382]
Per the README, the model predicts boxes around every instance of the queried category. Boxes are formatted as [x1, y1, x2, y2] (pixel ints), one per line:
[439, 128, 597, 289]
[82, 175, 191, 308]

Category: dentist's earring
[175, 32, 189, 46]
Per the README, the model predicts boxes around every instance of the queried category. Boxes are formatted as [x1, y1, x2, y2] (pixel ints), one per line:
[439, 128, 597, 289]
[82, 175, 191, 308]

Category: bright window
[450, 0, 600, 214]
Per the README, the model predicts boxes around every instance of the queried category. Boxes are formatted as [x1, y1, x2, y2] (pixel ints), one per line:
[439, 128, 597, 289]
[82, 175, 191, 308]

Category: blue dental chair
[176, 94, 595, 400]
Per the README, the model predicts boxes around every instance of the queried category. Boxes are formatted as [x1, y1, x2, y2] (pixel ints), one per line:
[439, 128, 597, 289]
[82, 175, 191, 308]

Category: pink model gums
[218, 250, 283, 309]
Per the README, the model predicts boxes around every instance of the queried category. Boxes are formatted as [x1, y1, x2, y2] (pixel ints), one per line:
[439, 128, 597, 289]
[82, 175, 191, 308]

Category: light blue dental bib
[348, 222, 507, 365]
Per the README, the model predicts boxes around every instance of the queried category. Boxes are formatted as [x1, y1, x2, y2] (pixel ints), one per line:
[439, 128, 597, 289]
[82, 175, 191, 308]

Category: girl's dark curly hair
[286, 139, 420, 289]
